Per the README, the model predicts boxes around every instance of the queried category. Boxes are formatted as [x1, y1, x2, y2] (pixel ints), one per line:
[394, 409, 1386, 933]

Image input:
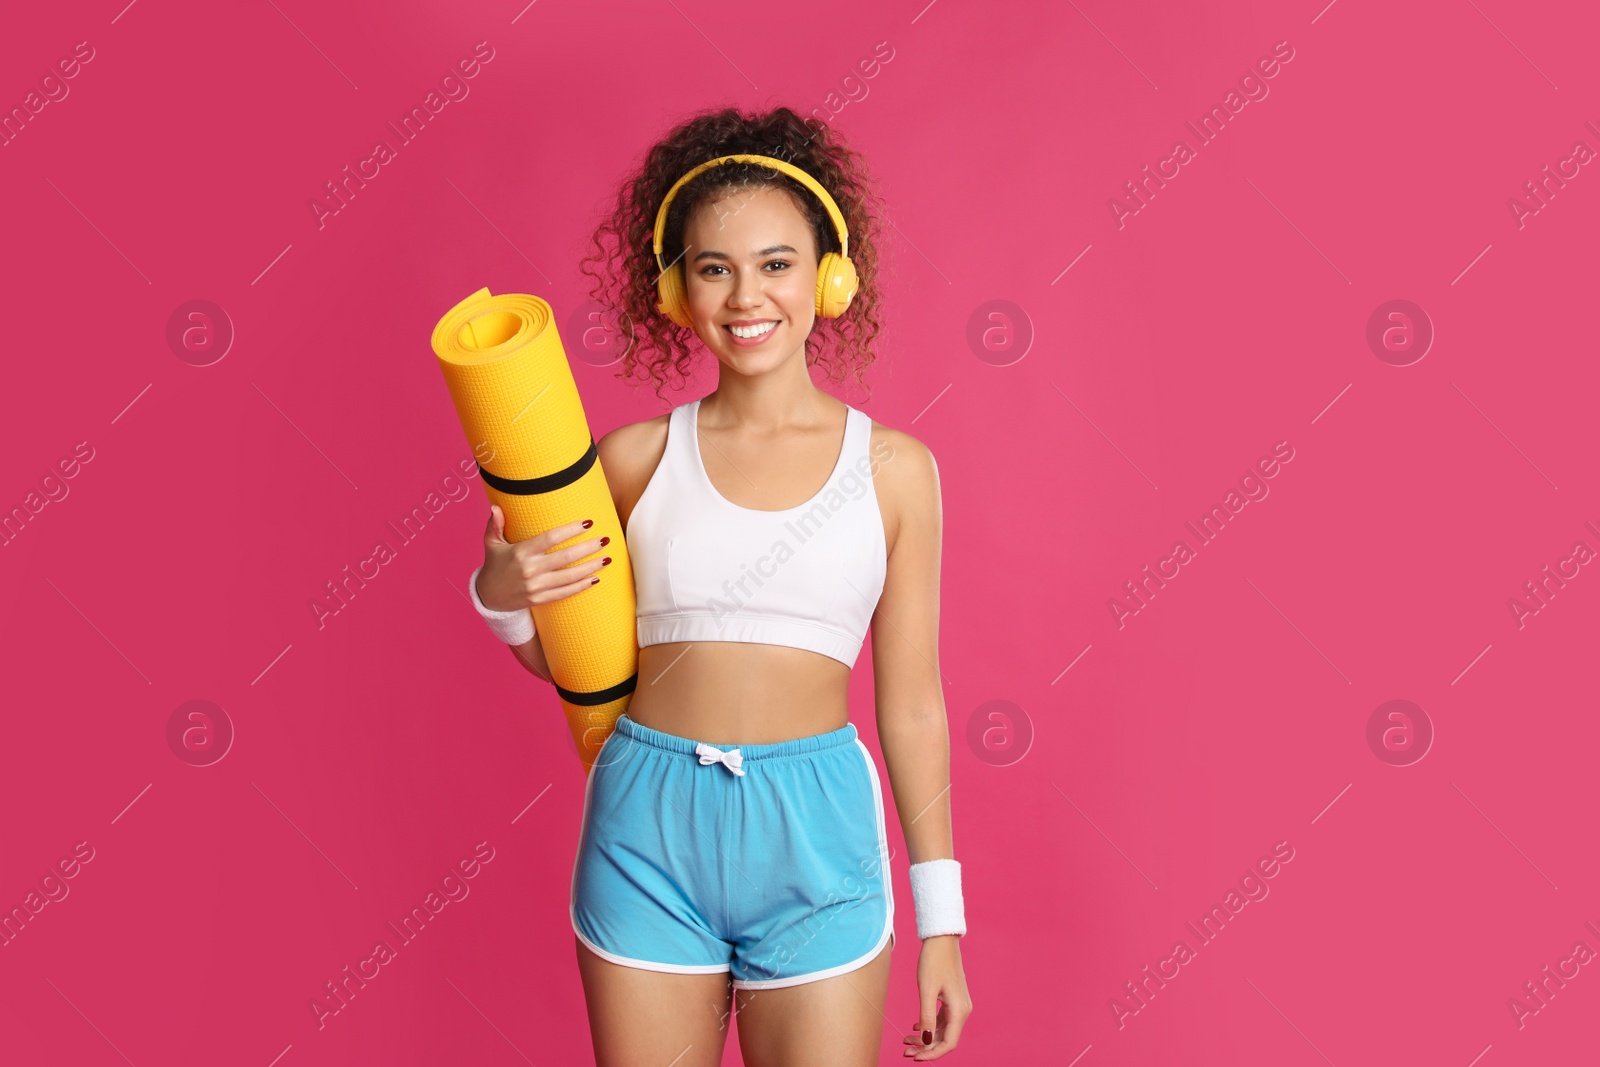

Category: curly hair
[578, 105, 887, 404]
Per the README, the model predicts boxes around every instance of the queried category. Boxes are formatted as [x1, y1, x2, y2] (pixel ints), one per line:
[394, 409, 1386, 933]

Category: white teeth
[728, 321, 776, 339]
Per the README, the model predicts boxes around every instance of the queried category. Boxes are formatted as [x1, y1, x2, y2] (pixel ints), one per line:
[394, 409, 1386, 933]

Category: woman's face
[680, 184, 819, 373]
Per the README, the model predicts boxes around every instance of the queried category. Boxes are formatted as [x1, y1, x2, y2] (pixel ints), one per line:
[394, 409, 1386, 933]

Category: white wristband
[468, 565, 535, 645]
[908, 858, 966, 939]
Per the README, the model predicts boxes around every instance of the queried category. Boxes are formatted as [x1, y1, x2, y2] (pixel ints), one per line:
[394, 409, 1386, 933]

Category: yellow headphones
[651, 153, 859, 329]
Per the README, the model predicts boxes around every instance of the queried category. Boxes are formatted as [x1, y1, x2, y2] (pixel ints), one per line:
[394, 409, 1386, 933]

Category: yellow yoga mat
[431, 287, 636, 774]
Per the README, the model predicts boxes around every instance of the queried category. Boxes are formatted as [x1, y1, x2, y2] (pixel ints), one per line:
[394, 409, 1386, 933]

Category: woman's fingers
[528, 517, 596, 553]
[903, 988, 972, 1059]
[480, 516, 612, 607]
[528, 555, 609, 604]
[903, 993, 940, 1056]
[925, 995, 970, 1058]
[521, 536, 611, 584]
[901, 1026, 932, 1050]
[520, 521, 608, 570]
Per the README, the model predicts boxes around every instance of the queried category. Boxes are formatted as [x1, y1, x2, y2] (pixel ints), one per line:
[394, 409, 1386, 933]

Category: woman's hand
[477, 506, 612, 611]
[902, 935, 972, 1059]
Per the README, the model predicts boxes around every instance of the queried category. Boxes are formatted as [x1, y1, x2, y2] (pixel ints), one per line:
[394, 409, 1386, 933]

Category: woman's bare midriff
[624, 640, 852, 746]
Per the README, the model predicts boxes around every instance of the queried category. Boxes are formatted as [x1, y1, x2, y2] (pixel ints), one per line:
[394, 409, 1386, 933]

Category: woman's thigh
[734, 939, 893, 1067]
[576, 936, 733, 1067]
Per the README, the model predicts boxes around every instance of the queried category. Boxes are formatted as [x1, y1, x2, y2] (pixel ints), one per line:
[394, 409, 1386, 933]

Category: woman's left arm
[869, 431, 973, 1061]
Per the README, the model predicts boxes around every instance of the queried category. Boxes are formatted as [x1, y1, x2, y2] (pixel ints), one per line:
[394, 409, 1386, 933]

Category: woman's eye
[700, 261, 791, 277]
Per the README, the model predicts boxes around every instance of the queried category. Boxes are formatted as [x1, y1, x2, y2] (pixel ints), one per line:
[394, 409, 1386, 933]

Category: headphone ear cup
[655, 264, 695, 329]
[814, 253, 859, 319]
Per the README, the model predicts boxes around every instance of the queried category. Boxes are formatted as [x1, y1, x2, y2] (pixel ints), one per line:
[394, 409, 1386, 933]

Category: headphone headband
[651, 154, 850, 272]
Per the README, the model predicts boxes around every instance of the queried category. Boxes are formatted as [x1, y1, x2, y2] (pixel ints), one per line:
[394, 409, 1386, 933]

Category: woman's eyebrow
[692, 244, 798, 263]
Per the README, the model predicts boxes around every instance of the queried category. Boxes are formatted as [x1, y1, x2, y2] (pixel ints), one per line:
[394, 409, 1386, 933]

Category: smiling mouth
[724, 321, 778, 339]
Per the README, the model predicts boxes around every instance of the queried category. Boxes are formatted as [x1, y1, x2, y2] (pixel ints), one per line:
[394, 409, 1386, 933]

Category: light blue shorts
[570, 712, 895, 989]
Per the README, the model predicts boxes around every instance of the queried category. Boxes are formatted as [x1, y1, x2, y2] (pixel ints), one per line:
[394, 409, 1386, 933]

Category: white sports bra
[626, 398, 888, 668]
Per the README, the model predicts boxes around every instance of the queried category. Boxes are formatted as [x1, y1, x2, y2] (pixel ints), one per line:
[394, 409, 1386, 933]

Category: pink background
[2, 0, 1597, 1063]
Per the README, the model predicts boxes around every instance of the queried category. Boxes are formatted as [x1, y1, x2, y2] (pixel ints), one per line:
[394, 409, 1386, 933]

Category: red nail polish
[581, 519, 594, 529]
[599, 536, 610, 546]
[922, 1030, 932, 1045]
[601, 557, 612, 566]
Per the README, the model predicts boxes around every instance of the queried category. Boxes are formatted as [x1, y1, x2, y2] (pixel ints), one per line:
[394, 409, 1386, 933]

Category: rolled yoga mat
[431, 287, 637, 774]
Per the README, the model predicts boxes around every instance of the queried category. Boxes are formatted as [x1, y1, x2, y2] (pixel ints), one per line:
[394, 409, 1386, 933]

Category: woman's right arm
[476, 505, 612, 686]
[506, 626, 553, 684]
[482, 419, 654, 687]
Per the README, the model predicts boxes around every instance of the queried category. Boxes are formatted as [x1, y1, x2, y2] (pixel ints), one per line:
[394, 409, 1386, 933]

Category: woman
[468, 106, 972, 1065]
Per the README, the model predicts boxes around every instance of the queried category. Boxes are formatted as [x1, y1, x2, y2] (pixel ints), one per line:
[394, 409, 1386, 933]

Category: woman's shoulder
[597, 409, 673, 461]
[597, 409, 675, 525]
[862, 414, 937, 488]
[861, 414, 939, 557]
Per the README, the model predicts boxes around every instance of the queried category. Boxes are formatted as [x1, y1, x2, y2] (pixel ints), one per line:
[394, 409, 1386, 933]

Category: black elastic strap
[555, 673, 638, 706]
[479, 435, 597, 495]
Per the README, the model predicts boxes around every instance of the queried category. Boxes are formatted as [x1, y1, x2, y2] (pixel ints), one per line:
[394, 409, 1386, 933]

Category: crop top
[626, 398, 889, 668]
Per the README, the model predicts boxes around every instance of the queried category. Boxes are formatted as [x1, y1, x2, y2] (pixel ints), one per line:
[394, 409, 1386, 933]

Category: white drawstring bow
[694, 742, 745, 776]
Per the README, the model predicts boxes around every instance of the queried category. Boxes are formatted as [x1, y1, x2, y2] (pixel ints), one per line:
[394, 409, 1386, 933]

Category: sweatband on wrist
[908, 858, 966, 939]
[469, 564, 535, 645]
